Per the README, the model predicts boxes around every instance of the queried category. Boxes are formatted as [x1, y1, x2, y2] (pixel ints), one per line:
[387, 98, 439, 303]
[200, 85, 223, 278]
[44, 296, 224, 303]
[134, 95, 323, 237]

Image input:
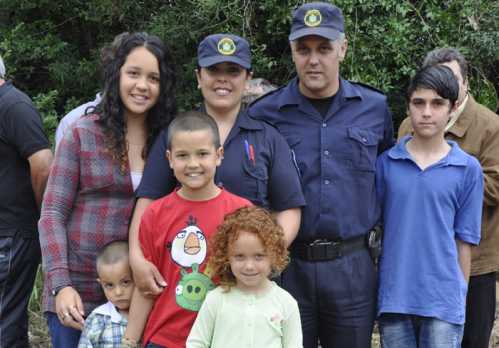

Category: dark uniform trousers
[282, 248, 377, 348]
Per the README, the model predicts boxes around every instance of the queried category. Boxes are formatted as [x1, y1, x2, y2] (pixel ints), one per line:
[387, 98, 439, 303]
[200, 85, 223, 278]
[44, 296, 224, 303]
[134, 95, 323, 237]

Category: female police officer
[128, 33, 305, 296]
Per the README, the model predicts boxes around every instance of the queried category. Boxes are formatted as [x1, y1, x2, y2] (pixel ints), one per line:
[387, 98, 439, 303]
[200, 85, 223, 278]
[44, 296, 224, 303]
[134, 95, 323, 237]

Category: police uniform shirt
[248, 77, 394, 241]
[136, 109, 305, 211]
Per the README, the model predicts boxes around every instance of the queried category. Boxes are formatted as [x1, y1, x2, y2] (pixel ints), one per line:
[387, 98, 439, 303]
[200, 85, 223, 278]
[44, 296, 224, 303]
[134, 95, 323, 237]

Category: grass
[28, 266, 51, 347]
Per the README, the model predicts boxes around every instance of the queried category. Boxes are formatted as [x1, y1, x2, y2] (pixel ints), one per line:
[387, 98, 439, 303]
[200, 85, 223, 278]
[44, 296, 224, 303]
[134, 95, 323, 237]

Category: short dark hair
[423, 47, 468, 81]
[96, 240, 129, 272]
[407, 65, 459, 109]
[167, 111, 221, 150]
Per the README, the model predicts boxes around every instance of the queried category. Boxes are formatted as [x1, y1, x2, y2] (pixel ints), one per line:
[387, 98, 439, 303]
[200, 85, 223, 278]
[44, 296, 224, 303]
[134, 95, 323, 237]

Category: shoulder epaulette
[248, 84, 287, 108]
[349, 81, 386, 95]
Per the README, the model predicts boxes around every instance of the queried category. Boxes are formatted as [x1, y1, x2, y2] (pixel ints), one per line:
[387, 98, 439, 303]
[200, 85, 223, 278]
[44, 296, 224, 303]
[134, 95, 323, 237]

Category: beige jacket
[398, 95, 499, 276]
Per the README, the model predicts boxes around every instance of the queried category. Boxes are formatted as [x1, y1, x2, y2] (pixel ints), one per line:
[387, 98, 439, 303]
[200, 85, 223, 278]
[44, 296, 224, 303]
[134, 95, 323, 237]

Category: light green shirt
[187, 282, 303, 348]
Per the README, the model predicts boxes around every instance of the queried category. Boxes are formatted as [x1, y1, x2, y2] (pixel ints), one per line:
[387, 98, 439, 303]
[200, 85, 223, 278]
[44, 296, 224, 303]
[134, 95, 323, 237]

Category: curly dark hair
[208, 206, 289, 290]
[96, 32, 176, 172]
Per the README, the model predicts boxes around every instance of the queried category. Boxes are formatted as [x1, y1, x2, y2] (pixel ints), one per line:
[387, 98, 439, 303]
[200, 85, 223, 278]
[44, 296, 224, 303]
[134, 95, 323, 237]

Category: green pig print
[175, 263, 215, 311]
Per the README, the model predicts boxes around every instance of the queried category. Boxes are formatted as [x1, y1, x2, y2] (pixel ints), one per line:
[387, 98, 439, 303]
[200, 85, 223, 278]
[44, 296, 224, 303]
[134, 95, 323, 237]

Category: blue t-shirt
[136, 109, 304, 211]
[248, 77, 394, 241]
[376, 136, 483, 324]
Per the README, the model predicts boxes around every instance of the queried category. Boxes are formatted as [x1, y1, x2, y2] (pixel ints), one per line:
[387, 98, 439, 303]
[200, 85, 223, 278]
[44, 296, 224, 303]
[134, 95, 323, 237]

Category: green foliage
[32, 90, 59, 146]
[0, 0, 497, 142]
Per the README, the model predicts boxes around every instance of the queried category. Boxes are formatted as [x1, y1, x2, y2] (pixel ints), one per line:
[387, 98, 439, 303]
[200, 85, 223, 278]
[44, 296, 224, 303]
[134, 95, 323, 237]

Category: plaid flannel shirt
[39, 114, 136, 314]
[78, 301, 128, 348]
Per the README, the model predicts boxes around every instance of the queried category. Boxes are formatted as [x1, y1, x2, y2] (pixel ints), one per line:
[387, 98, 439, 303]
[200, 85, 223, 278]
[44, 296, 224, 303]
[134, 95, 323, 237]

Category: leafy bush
[1, 0, 497, 140]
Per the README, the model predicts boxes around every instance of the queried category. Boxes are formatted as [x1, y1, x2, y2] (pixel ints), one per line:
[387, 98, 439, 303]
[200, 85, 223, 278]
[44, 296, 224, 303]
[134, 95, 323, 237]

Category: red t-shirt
[139, 189, 251, 347]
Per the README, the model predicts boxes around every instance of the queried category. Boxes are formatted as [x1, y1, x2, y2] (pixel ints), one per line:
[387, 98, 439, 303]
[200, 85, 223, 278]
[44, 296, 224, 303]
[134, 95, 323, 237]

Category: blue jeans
[46, 312, 81, 348]
[146, 343, 166, 348]
[379, 313, 464, 348]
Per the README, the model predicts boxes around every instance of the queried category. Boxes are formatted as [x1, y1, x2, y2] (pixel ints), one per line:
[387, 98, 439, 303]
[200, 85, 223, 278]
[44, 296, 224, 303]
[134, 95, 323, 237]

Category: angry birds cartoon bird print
[171, 215, 207, 268]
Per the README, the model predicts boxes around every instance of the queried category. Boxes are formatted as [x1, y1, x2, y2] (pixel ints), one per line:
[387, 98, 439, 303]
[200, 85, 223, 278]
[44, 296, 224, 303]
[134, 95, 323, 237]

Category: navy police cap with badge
[197, 34, 251, 70]
[289, 2, 344, 41]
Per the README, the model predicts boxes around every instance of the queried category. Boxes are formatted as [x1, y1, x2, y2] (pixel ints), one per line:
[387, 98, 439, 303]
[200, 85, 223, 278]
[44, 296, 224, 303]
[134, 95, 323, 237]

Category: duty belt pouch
[367, 225, 383, 264]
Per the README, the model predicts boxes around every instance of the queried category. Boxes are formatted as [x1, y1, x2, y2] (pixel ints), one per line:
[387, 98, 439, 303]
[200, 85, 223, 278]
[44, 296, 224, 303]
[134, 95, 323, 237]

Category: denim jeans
[46, 311, 82, 348]
[146, 343, 166, 348]
[379, 313, 464, 348]
[0, 234, 40, 347]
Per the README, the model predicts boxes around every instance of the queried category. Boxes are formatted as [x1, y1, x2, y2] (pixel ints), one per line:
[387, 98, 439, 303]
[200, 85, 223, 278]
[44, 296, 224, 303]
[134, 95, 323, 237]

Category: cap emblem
[304, 9, 322, 27]
[217, 38, 236, 55]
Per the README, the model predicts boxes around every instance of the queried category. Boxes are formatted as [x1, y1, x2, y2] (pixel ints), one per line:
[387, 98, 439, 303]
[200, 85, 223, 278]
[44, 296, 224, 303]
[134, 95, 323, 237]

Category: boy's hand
[131, 256, 167, 297]
[55, 286, 85, 330]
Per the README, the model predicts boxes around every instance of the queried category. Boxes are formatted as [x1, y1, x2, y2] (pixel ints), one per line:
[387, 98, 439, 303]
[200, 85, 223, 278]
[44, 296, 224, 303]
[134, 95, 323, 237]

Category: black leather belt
[290, 234, 367, 262]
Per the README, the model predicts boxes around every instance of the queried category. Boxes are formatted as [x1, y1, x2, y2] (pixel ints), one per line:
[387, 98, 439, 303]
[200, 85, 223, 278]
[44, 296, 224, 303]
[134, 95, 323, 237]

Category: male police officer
[249, 2, 394, 347]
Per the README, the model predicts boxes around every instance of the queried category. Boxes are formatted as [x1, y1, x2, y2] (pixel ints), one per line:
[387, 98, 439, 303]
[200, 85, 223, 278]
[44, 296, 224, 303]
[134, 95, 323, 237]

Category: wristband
[51, 285, 70, 296]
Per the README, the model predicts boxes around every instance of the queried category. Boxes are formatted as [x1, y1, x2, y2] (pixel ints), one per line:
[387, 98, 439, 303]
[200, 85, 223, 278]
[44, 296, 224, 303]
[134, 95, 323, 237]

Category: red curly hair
[208, 206, 289, 290]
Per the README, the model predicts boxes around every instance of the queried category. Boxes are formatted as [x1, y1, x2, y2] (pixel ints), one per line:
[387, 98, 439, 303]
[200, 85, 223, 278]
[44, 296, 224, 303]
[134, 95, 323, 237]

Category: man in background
[0, 54, 53, 346]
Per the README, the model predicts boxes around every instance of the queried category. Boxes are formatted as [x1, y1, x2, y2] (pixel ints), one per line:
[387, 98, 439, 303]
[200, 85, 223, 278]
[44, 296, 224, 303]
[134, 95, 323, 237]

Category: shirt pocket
[242, 157, 269, 206]
[346, 127, 378, 172]
[80, 150, 116, 192]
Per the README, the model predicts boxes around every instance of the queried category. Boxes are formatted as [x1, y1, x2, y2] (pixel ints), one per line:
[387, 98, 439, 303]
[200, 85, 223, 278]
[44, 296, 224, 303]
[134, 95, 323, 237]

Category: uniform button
[217, 181, 223, 187]
[324, 150, 329, 156]
[362, 137, 367, 143]
[322, 123, 327, 128]
[324, 179, 330, 185]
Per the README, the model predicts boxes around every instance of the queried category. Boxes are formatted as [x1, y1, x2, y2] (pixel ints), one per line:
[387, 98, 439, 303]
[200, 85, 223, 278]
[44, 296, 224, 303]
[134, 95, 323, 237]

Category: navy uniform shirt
[248, 77, 394, 241]
[136, 109, 305, 211]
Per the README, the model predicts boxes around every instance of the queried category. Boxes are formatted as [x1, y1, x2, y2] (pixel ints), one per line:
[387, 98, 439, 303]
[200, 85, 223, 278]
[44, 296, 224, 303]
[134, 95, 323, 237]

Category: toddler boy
[78, 240, 134, 347]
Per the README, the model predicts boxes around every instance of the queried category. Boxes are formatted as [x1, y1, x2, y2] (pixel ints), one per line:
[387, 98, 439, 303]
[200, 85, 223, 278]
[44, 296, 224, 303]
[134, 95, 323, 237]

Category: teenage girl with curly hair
[39, 32, 176, 348]
[187, 206, 303, 348]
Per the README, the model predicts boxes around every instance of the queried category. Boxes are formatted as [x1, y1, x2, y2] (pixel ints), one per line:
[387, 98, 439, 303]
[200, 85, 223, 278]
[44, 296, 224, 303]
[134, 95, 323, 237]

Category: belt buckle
[309, 239, 332, 247]
[308, 239, 341, 261]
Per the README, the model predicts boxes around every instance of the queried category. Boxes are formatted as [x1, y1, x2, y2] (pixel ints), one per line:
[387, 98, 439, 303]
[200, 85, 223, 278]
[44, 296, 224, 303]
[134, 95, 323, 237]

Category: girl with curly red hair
[187, 206, 303, 348]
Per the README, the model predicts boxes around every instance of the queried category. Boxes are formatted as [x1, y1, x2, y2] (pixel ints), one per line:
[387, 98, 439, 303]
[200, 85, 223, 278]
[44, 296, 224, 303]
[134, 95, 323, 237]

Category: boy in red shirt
[123, 111, 251, 347]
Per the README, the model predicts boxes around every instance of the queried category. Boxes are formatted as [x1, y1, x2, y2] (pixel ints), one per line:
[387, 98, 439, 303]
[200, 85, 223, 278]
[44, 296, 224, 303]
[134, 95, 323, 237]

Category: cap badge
[217, 38, 236, 55]
[304, 9, 322, 27]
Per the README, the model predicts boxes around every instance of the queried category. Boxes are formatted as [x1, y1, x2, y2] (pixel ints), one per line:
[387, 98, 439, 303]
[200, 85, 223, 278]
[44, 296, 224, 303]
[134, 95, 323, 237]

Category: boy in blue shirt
[376, 65, 483, 347]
